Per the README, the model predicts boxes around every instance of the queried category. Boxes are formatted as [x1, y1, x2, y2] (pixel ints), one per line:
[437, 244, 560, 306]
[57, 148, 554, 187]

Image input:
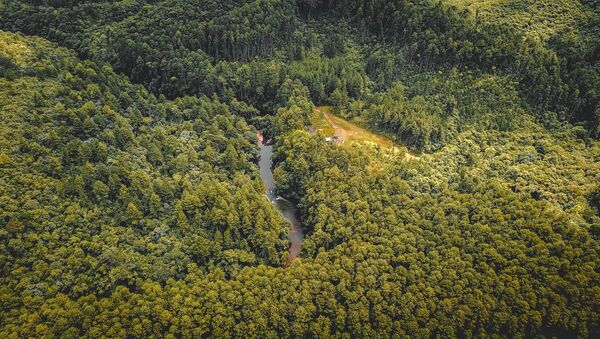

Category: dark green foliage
[302, 0, 599, 134]
[3, 0, 597, 135]
[354, 70, 527, 151]
[591, 185, 600, 216]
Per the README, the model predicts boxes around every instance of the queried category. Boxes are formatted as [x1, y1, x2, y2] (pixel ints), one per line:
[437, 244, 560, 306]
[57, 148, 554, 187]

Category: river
[257, 135, 303, 262]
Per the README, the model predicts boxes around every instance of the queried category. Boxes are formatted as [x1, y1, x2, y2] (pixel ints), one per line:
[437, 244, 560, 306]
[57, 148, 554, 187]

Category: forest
[0, 0, 599, 337]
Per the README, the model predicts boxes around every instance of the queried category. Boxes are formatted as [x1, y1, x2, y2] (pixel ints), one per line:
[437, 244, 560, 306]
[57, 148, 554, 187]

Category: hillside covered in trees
[1, 0, 599, 337]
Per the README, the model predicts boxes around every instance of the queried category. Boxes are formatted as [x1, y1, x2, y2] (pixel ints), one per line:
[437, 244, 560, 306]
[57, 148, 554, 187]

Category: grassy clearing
[312, 106, 420, 161]
[310, 106, 335, 137]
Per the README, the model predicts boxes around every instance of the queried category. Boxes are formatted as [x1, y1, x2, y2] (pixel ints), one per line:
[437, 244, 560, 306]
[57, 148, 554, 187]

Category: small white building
[325, 137, 332, 143]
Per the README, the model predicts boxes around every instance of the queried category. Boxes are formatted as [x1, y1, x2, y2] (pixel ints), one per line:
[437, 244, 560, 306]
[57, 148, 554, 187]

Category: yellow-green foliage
[0, 30, 289, 314]
[443, 0, 592, 39]
[0, 31, 33, 67]
[0, 0, 599, 336]
[424, 118, 600, 223]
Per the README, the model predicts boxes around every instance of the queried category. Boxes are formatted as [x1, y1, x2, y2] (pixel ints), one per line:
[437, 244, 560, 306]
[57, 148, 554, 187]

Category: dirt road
[318, 108, 349, 142]
[314, 106, 420, 161]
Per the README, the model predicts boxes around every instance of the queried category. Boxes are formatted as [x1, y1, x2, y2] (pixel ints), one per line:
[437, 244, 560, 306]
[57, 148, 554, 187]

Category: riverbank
[257, 131, 303, 265]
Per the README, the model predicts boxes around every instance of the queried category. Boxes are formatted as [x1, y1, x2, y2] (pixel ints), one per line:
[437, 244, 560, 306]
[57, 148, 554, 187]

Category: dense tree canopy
[1, 0, 599, 337]
[0, 30, 288, 298]
[3, 0, 598, 136]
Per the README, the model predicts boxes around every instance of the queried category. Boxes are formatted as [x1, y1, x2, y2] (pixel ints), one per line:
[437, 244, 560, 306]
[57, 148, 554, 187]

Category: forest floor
[312, 106, 420, 161]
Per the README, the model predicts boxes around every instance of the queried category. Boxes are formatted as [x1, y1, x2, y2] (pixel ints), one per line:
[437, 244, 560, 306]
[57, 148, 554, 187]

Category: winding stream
[257, 135, 303, 262]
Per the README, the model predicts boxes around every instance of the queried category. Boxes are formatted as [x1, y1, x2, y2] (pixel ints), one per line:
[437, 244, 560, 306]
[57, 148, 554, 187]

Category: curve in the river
[257, 132, 303, 264]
